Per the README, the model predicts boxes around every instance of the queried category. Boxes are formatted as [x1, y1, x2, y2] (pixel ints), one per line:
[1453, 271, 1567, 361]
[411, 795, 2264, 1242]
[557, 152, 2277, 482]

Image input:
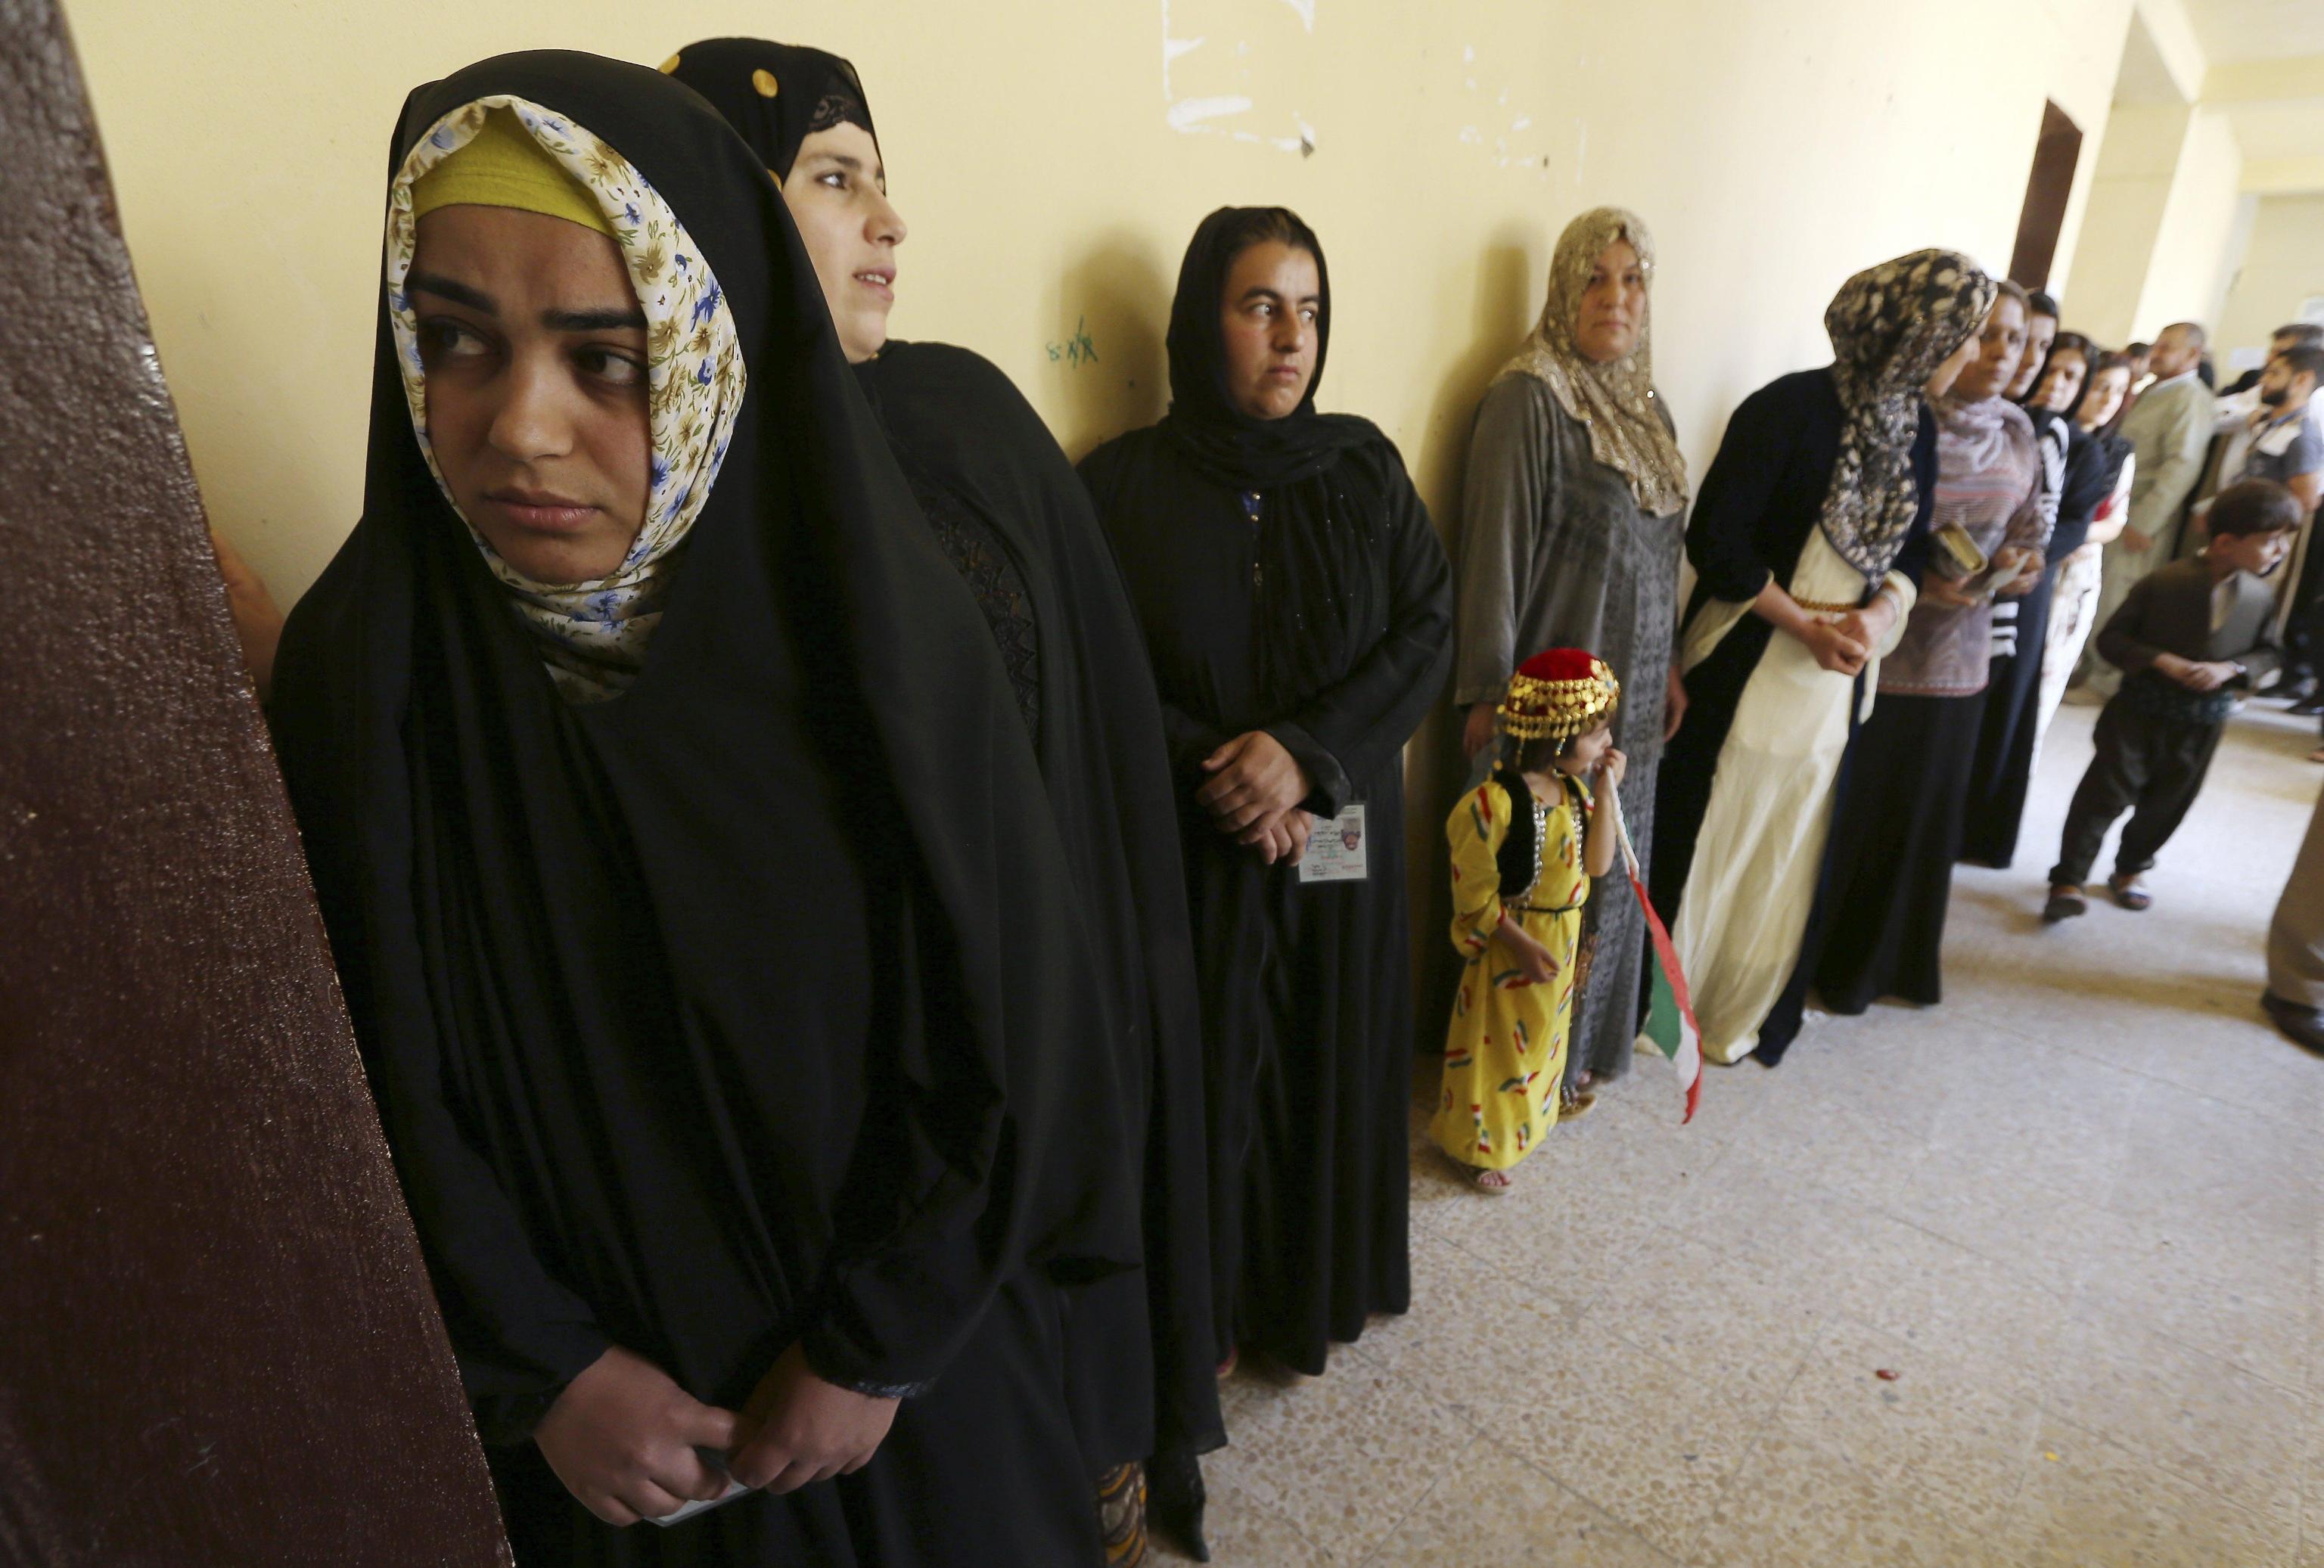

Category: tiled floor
[1177, 698, 2324, 1566]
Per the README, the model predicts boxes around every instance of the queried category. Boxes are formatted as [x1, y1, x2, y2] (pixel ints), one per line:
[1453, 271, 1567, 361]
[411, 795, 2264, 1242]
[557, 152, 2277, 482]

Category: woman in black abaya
[664, 38, 1223, 1558]
[1080, 207, 1452, 1383]
[270, 52, 1136, 1566]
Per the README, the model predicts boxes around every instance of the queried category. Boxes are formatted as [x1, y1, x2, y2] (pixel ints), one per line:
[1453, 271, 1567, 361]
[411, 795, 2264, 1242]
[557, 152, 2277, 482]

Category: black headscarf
[662, 38, 878, 181]
[674, 42, 1223, 1469]
[1159, 206, 1381, 490]
[270, 48, 1136, 1472]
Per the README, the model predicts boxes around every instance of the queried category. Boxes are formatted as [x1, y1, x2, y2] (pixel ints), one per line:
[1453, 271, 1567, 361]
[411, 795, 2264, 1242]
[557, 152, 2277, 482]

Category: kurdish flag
[1608, 789, 1702, 1123]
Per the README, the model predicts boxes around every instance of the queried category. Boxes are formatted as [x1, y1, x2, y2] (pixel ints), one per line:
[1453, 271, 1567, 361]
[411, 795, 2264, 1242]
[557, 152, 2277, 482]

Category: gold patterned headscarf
[1496, 206, 1690, 517]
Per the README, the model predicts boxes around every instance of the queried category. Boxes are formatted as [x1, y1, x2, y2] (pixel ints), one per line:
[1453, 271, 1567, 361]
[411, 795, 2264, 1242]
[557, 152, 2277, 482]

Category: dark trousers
[2049, 700, 2225, 886]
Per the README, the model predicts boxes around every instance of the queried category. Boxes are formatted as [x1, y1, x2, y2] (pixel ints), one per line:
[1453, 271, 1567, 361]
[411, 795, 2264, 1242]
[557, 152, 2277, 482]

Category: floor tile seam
[1844, 1192, 2117, 1304]
[1909, 1077, 2151, 1144]
[1673, 1404, 1840, 1568]
[1213, 1356, 1486, 1566]
[1829, 1187, 2094, 1312]
[2027, 1405, 2306, 1532]
[1734, 1401, 2039, 1552]
[2125, 1314, 2322, 1402]
[1223, 1478, 1341, 1568]
[2081, 1243, 2324, 1319]
[1596, 1312, 1825, 1437]
[1794, 1305, 2063, 1415]
[1351, 1427, 1697, 1568]
[1491, 1306, 1801, 1556]
[1947, 997, 2300, 1092]
[2086, 1054, 2324, 1134]
[1347, 1428, 1490, 1568]
[1757, 1384, 2036, 1532]
[1515, 1429, 1731, 1568]
[1326, 1332, 1516, 1442]
[1334, 1324, 1500, 1440]
[2083, 1193, 2324, 1264]
[2058, 1309, 2318, 1400]
[1434, 1216, 1651, 1311]
[1590, 1227, 1843, 1349]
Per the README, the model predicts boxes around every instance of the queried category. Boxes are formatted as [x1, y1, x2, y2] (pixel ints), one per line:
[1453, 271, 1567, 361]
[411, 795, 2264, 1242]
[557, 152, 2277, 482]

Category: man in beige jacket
[2080, 321, 2217, 698]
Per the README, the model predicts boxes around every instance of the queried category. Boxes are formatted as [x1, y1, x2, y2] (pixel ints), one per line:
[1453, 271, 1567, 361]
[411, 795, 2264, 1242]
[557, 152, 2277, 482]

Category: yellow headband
[412, 107, 614, 238]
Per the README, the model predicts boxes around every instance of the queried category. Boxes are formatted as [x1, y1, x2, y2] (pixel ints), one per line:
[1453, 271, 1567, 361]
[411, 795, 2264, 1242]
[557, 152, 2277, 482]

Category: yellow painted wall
[2216, 195, 2324, 362]
[2062, 99, 2191, 343]
[67, 0, 2139, 613]
[2132, 104, 2245, 337]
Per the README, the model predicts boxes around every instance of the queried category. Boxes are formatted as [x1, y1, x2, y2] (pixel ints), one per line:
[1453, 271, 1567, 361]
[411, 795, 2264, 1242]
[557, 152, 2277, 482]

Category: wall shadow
[1403, 224, 1542, 1035]
[1051, 228, 1174, 461]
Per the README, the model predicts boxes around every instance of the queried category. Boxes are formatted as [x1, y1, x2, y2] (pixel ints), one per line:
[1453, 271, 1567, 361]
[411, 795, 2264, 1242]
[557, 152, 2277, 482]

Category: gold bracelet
[1794, 596, 1860, 616]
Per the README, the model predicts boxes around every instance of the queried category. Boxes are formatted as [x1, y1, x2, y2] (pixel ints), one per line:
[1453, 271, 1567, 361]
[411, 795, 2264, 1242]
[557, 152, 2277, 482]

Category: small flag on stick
[1607, 788, 1701, 1123]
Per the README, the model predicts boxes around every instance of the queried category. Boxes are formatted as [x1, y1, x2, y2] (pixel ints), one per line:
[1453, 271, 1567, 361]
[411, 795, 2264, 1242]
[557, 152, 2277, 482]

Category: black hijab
[663, 38, 878, 181]
[1160, 206, 1381, 489]
[670, 41, 1223, 1463]
[270, 51, 1136, 1450]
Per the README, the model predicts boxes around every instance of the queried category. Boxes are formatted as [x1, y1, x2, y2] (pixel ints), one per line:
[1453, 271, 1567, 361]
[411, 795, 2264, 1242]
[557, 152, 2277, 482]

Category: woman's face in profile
[782, 122, 907, 365]
[1218, 240, 1321, 421]
[409, 203, 651, 584]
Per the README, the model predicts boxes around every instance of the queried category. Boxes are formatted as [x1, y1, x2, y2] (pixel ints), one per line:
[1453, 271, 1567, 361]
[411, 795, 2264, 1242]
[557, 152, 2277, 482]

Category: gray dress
[1455, 375, 1686, 1084]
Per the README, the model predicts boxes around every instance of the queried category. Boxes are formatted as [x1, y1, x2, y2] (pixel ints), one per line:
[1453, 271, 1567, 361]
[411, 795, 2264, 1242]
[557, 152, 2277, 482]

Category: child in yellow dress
[1431, 648, 1625, 1190]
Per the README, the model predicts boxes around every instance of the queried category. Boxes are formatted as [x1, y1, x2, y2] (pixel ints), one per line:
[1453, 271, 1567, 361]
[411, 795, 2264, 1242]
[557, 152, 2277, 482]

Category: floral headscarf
[385, 96, 745, 702]
[1819, 249, 1996, 584]
[1496, 206, 1690, 517]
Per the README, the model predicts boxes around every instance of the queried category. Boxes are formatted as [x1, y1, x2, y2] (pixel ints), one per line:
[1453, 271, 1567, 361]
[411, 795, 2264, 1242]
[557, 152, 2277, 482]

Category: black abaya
[1083, 430, 1449, 1372]
[1077, 209, 1449, 1373]
[271, 54, 1135, 1566]
[1814, 692, 1985, 1011]
[854, 340, 1223, 1469]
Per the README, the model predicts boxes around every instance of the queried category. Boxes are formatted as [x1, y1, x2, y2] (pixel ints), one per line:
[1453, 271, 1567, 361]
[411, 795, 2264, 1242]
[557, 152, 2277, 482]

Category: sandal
[2042, 885, 2087, 923]
[1472, 1166, 1514, 1192]
[2107, 874, 2152, 911]
[1559, 1085, 1596, 1120]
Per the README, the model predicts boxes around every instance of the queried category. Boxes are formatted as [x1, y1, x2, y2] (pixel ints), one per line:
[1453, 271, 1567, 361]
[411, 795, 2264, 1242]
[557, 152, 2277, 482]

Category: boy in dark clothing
[2045, 480, 2304, 921]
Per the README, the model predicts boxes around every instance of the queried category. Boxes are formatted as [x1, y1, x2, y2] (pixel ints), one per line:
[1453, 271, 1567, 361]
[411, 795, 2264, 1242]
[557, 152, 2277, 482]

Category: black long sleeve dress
[272, 56, 1138, 1567]
[1080, 430, 1451, 1374]
[853, 340, 1222, 1474]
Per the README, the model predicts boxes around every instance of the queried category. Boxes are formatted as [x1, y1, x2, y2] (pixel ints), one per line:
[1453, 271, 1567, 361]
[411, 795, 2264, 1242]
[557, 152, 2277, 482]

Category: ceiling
[2223, 95, 2324, 160]
[2183, 0, 2324, 67]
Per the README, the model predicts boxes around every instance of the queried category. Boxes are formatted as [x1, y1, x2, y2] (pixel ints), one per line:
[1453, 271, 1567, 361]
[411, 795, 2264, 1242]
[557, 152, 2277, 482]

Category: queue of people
[194, 37, 2324, 1568]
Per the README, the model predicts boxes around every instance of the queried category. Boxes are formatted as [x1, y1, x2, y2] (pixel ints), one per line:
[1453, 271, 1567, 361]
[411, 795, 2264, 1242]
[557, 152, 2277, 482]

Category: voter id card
[1297, 803, 1370, 883]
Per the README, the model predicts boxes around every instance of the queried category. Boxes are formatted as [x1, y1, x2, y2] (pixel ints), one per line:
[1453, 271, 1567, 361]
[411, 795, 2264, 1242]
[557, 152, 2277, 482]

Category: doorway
[2009, 100, 2083, 290]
